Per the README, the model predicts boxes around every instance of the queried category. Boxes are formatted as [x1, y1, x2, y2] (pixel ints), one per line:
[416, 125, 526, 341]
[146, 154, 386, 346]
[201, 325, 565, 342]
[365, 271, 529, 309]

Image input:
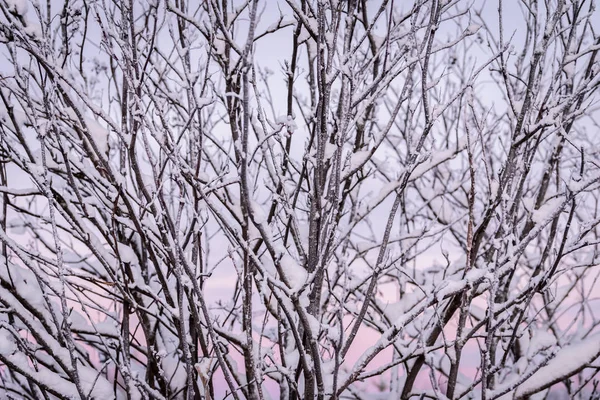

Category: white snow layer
[0, 329, 17, 355]
[6, 0, 28, 16]
[79, 366, 115, 399]
[117, 243, 139, 264]
[280, 254, 307, 291]
[531, 196, 564, 224]
[515, 334, 600, 398]
[5, 352, 115, 400]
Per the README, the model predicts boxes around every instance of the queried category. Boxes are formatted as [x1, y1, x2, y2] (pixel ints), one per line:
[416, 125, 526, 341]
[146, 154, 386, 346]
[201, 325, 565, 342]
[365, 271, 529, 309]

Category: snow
[68, 309, 91, 331]
[12, 354, 78, 399]
[195, 358, 216, 397]
[469, 304, 486, 321]
[266, 21, 280, 32]
[280, 254, 307, 291]
[93, 315, 120, 337]
[197, 97, 213, 107]
[325, 324, 340, 342]
[24, 23, 42, 39]
[28, 162, 46, 177]
[162, 353, 187, 391]
[1, 7, 597, 400]
[324, 142, 337, 161]
[141, 214, 159, 236]
[298, 24, 311, 43]
[0, 101, 26, 131]
[5, 353, 113, 399]
[427, 195, 454, 223]
[325, 32, 335, 47]
[371, 181, 401, 207]
[117, 243, 139, 264]
[306, 35, 317, 59]
[275, 115, 297, 133]
[224, 91, 242, 100]
[466, 24, 481, 35]
[79, 366, 115, 400]
[435, 278, 465, 300]
[252, 202, 266, 224]
[567, 171, 600, 192]
[213, 36, 226, 55]
[465, 267, 486, 283]
[7, 218, 27, 234]
[527, 329, 556, 357]
[69, 110, 110, 155]
[409, 147, 464, 180]
[426, 76, 443, 91]
[515, 334, 600, 397]
[349, 150, 371, 170]
[305, 17, 318, 36]
[513, 100, 523, 115]
[372, 34, 386, 49]
[6, 0, 28, 16]
[0, 329, 17, 355]
[321, 359, 335, 392]
[11, 268, 45, 309]
[383, 292, 423, 321]
[531, 196, 564, 224]
[306, 314, 321, 337]
[195, 358, 215, 378]
[285, 348, 299, 369]
[522, 196, 535, 213]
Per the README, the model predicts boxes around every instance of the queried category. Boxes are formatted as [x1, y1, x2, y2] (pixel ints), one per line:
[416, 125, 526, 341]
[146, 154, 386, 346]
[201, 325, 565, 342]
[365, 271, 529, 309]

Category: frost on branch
[0, 0, 599, 399]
